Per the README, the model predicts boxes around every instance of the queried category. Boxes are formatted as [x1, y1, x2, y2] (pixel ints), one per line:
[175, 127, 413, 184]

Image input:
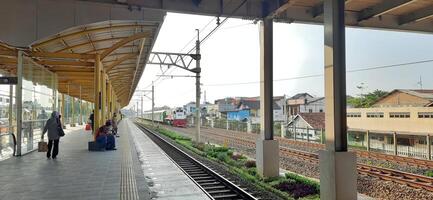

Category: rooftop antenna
[417, 76, 423, 90]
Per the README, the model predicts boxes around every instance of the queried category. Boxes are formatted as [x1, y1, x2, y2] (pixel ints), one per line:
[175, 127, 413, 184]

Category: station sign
[0, 77, 18, 85]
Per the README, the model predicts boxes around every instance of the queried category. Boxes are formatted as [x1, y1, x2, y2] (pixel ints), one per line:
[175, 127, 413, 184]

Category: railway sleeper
[196, 178, 219, 183]
[202, 185, 226, 190]
[193, 176, 214, 180]
[207, 189, 233, 194]
[212, 193, 240, 199]
[199, 182, 221, 186]
[190, 173, 211, 178]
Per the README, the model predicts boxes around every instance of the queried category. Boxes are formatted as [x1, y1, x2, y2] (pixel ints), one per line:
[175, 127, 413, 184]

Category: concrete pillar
[226, 119, 229, 130]
[256, 18, 279, 178]
[366, 130, 370, 152]
[393, 132, 398, 156]
[427, 135, 431, 160]
[280, 123, 286, 138]
[307, 127, 310, 142]
[319, 1, 357, 200]
[94, 54, 101, 138]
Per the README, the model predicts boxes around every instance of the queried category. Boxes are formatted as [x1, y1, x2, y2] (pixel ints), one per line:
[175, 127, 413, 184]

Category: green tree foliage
[347, 89, 388, 108]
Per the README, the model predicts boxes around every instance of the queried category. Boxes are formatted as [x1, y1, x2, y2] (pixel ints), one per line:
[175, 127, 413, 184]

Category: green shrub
[216, 152, 230, 163]
[246, 167, 258, 177]
[245, 160, 256, 168]
[285, 173, 320, 193]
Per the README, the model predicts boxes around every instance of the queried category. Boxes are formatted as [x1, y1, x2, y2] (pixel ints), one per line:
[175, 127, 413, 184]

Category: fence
[285, 126, 323, 143]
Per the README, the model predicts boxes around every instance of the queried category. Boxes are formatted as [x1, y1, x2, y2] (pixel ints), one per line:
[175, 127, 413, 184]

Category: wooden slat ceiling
[0, 20, 162, 107]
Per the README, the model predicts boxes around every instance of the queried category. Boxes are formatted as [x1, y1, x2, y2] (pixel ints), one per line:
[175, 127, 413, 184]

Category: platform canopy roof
[102, 0, 433, 33]
[0, 20, 163, 107]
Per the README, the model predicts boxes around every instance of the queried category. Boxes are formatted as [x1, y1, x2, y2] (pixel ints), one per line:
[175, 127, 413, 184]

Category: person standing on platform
[89, 110, 94, 133]
[42, 111, 61, 159]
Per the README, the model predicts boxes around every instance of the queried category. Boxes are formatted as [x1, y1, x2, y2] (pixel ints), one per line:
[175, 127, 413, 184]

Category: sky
[129, 13, 433, 111]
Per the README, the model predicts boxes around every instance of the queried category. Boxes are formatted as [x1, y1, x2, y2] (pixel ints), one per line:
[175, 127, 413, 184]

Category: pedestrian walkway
[0, 119, 211, 200]
[0, 121, 150, 200]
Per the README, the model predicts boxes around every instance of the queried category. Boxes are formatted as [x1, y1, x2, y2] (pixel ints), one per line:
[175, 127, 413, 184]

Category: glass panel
[21, 56, 55, 154]
[0, 71, 16, 160]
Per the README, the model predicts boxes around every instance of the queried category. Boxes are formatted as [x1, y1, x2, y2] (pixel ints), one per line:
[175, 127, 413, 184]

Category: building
[347, 106, 433, 135]
[372, 89, 433, 107]
[286, 93, 324, 119]
[227, 98, 283, 123]
[287, 112, 325, 141]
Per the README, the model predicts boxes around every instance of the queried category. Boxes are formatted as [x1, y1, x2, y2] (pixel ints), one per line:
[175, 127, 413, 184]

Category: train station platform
[0, 119, 209, 200]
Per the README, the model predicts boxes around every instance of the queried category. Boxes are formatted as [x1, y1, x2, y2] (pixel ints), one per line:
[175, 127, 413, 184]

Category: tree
[347, 89, 388, 108]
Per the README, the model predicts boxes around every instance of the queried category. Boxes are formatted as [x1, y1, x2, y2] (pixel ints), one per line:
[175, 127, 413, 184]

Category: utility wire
[203, 59, 433, 87]
[149, 0, 247, 88]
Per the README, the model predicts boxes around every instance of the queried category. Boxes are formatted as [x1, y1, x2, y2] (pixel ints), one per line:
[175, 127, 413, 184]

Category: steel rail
[144, 121, 433, 192]
[134, 122, 257, 200]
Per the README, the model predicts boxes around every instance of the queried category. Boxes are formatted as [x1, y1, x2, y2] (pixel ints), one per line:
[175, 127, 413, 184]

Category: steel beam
[399, 5, 433, 25]
[319, 1, 357, 199]
[15, 51, 23, 156]
[358, 0, 416, 22]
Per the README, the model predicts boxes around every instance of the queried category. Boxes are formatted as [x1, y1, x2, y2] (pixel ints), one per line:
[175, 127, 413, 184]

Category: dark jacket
[43, 112, 61, 140]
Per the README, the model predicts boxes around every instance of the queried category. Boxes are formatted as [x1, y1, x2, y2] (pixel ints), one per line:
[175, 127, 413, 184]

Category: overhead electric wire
[146, 0, 247, 90]
[203, 59, 433, 87]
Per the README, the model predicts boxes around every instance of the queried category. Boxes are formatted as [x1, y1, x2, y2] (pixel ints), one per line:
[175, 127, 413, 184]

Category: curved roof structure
[0, 20, 163, 106]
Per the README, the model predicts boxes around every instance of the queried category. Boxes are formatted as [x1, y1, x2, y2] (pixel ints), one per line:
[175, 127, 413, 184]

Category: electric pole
[141, 96, 143, 118]
[195, 29, 201, 143]
[152, 81, 155, 125]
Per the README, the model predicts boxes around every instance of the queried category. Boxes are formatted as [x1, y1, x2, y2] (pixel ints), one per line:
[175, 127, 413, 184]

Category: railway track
[150, 122, 433, 193]
[169, 124, 433, 169]
[134, 122, 257, 200]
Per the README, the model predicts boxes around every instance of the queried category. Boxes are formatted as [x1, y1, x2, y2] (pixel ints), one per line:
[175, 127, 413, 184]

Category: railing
[0, 126, 17, 161]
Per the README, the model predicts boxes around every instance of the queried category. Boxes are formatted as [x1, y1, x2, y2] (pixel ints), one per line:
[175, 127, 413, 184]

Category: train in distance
[142, 107, 187, 128]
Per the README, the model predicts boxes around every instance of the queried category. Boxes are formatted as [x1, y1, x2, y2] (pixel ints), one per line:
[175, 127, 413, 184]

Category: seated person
[105, 120, 117, 151]
[95, 126, 107, 150]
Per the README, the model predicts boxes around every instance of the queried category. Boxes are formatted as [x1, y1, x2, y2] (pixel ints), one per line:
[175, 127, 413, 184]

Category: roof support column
[94, 54, 101, 138]
[16, 51, 23, 156]
[319, 1, 357, 199]
[256, 17, 279, 178]
[61, 93, 66, 128]
[101, 71, 107, 125]
[79, 86, 83, 125]
[107, 82, 112, 120]
[71, 95, 75, 127]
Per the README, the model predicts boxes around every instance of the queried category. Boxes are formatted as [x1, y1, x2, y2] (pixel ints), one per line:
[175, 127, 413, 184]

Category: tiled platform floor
[0, 121, 150, 200]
